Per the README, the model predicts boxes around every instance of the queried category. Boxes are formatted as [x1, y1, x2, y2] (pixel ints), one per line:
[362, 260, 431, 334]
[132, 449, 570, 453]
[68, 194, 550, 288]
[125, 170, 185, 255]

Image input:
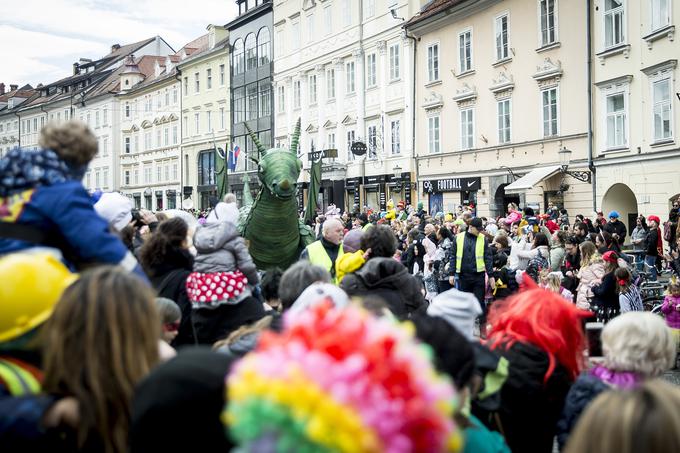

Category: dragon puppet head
[245, 119, 302, 200]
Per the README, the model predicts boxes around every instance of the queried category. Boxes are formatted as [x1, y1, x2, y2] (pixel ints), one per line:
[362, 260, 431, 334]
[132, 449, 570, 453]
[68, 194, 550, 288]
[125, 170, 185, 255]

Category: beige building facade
[407, 0, 591, 218]
[178, 26, 230, 210]
[592, 0, 680, 231]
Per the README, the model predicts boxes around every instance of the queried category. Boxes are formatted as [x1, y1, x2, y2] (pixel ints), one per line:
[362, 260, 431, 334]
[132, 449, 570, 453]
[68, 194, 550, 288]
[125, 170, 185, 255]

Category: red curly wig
[486, 276, 591, 383]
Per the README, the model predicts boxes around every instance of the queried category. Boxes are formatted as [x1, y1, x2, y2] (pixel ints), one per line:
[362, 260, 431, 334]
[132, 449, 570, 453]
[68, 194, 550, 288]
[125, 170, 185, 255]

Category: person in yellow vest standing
[300, 218, 345, 284]
[448, 218, 494, 332]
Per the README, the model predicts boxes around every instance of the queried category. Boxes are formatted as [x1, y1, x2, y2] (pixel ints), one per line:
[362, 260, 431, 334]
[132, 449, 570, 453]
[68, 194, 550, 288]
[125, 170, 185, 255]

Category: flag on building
[228, 144, 241, 171]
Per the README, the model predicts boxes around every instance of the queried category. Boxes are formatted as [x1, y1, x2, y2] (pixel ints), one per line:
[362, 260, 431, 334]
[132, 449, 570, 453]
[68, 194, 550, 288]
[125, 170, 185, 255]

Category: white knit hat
[94, 192, 133, 232]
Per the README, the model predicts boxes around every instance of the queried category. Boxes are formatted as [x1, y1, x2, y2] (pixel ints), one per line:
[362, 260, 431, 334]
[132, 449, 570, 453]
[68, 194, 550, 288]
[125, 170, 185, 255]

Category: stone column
[377, 40, 388, 158]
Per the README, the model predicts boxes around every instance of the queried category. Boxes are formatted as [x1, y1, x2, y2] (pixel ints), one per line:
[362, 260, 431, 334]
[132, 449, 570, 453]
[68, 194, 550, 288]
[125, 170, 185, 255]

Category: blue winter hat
[608, 211, 620, 219]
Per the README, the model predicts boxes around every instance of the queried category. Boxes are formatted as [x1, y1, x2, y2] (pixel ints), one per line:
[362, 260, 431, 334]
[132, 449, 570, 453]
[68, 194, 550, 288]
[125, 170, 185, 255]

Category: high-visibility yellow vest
[362, 223, 373, 232]
[0, 357, 41, 396]
[306, 240, 344, 283]
[455, 232, 486, 273]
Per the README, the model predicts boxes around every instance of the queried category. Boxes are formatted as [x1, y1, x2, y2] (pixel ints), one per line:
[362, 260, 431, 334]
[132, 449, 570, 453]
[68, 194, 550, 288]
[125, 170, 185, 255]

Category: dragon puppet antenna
[289, 118, 301, 155]
[244, 123, 266, 160]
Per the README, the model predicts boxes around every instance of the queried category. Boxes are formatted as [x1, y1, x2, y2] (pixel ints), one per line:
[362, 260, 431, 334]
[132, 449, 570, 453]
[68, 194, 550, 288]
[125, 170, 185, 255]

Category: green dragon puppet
[238, 119, 314, 270]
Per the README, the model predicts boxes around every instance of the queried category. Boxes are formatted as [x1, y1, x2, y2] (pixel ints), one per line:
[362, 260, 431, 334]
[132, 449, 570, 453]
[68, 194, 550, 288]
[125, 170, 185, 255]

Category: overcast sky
[1, 0, 239, 87]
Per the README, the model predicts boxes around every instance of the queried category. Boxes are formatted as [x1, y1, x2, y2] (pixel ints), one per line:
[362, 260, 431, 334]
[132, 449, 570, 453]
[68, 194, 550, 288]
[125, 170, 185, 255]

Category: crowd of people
[1, 120, 680, 452]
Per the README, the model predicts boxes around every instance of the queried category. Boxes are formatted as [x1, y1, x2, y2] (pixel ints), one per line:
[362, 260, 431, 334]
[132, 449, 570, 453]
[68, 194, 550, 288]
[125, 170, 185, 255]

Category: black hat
[130, 348, 237, 453]
[469, 217, 484, 230]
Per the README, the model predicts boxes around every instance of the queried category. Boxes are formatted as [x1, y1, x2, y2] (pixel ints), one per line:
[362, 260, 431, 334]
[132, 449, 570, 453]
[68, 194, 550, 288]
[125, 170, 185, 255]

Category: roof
[405, 0, 472, 28]
[178, 36, 228, 67]
[86, 55, 166, 100]
[0, 84, 35, 102]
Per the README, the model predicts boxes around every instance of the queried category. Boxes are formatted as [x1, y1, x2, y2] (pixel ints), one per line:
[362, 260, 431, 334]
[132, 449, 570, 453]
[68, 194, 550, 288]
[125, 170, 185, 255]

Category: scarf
[0, 148, 86, 197]
[590, 364, 643, 389]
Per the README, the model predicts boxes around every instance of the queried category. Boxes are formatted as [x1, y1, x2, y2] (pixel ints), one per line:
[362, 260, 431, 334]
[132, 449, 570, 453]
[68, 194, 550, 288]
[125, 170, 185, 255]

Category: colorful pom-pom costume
[224, 302, 462, 452]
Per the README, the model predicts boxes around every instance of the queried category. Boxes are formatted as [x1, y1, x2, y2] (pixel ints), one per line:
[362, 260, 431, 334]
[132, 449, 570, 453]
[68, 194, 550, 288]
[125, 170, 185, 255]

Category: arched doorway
[601, 183, 638, 241]
[494, 184, 520, 218]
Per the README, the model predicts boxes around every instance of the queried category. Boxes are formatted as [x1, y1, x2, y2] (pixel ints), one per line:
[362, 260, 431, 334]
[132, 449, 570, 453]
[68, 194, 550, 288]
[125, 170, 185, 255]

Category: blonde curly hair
[39, 120, 97, 167]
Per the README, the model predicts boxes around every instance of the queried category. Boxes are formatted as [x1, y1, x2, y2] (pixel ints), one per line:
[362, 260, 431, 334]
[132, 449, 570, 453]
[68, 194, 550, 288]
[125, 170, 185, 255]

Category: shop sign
[379, 186, 386, 211]
[308, 148, 338, 161]
[363, 174, 386, 185]
[422, 177, 481, 193]
[350, 141, 367, 156]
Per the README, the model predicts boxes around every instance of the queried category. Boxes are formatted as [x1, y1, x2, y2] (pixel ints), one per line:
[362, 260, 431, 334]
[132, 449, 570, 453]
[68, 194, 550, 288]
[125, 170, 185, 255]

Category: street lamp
[392, 164, 402, 180]
[558, 147, 591, 183]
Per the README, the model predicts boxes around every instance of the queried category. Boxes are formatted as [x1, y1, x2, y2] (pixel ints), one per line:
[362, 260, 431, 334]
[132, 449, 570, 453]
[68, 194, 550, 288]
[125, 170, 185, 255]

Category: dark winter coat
[555, 373, 609, 450]
[147, 248, 196, 347]
[473, 342, 572, 453]
[591, 271, 619, 310]
[603, 220, 627, 244]
[340, 257, 426, 319]
[645, 228, 660, 257]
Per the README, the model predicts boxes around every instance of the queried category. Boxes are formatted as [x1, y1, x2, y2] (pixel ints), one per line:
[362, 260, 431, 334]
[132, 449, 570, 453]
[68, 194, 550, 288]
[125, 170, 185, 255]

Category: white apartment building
[0, 84, 34, 157]
[13, 37, 174, 192]
[274, 0, 420, 212]
[118, 54, 183, 210]
[592, 0, 680, 226]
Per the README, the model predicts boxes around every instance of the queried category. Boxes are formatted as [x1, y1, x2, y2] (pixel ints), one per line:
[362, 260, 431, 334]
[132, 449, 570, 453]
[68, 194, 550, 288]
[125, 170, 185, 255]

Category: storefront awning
[503, 165, 561, 194]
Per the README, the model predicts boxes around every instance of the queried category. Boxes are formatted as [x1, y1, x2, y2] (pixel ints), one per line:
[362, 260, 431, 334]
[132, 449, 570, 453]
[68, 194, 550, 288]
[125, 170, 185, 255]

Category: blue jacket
[0, 180, 145, 279]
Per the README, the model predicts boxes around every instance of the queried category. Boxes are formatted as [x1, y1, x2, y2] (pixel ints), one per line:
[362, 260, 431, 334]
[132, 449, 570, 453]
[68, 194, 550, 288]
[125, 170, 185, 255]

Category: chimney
[73, 62, 80, 75]
[111, 43, 121, 53]
[0, 83, 4, 95]
[9, 84, 17, 91]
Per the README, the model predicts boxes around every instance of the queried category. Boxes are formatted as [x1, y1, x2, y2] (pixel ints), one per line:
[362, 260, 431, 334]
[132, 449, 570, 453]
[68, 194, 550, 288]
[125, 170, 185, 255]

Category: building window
[258, 27, 271, 66]
[428, 43, 440, 82]
[134, 135, 139, 152]
[652, 77, 673, 142]
[207, 111, 212, 132]
[245, 33, 257, 71]
[309, 75, 317, 104]
[651, 0, 671, 31]
[125, 103, 130, 118]
[366, 53, 377, 87]
[125, 137, 131, 154]
[102, 167, 108, 188]
[291, 20, 300, 50]
[460, 108, 475, 150]
[391, 120, 401, 155]
[134, 168, 139, 185]
[103, 108, 108, 125]
[540, 0, 557, 46]
[307, 13, 315, 41]
[367, 125, 377, 159]
[259, 84, 271, 117]
[275, 28, 284, 58]
[219, 64, 225, 85]
[102, 137, 109, 156]
[428, 116, 440, 153]
[156, 93, 161, 109]
[95, 110, 100, 127]
[194, 72, 200, 93]
[183, 116, 188, 136]
[233, 39, 244, 75]
[194, 113, 200, 135]
[389, 44, 400, 81]
[206, 68, 212, 90]
[346, 129, 355, 161]
[220, 107, 226, 129]
[173, 125, 178, 144]
[234, 87, 245, 123]
[458, 30, 472, 73]
[157, 165, 162, 182]
[327, 68, 335, 99]
[604, 0, 625, 48]
[164, 90, 170, 106]
[346, 61, 355, 94]
[156, 129, 162, 147]
[277, 86, 285, 113]
[497, 99, 511, 144]
[365, 0, 375, 18]
[145, 132, 152, 150]
[198, 150, 216, 185]
[124, 170, 130, 186]
[173, 163, 178, 180]
[495, 14, 509, 61]
[343, 0, 351, 27]
[324, 5, 332, 35]
[247, 83, 258, 120]
[606, 91, 627, 148]
[327, 132, 335, 149]
[542, 87, 559, 137]
[165, 163, 170, 181]
[183, 77, 188, 94]
[294, 80, 301, 109]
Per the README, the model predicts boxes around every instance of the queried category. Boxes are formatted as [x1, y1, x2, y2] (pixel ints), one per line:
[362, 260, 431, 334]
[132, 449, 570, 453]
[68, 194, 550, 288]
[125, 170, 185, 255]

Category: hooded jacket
[193, 221, 259, 285]
[0, 148, 144, 278]
[340, 257, 426, 319]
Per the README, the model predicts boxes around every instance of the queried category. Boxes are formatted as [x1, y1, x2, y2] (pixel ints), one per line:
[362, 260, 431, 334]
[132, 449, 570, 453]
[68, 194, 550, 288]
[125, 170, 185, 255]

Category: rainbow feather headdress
[223, 301, 462, 452]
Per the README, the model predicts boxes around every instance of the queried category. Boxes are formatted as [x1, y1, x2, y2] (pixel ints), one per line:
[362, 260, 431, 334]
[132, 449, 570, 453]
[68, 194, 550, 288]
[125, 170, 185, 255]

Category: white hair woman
[556, 312, 677, 448]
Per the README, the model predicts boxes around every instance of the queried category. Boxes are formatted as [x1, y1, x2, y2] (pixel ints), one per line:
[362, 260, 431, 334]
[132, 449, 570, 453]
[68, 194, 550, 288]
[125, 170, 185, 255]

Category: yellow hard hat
[0, 253, 78, 343]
